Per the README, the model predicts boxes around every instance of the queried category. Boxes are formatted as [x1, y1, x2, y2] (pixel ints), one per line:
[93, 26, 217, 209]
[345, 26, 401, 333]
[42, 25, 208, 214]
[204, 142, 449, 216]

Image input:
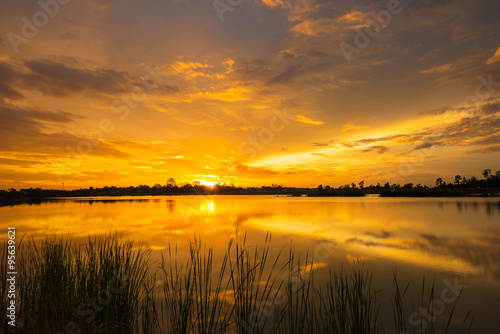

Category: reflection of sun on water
[2, 196, 498, 281]
[200, 200, 215, 213]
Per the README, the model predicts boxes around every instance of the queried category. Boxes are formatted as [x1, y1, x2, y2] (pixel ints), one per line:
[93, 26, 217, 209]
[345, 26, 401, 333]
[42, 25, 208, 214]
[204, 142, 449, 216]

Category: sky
[0, 0, 500, 189]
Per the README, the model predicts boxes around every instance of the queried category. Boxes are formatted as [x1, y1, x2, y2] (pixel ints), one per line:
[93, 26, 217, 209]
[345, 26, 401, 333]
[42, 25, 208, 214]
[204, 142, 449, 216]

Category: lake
[1, 195, 499, 332]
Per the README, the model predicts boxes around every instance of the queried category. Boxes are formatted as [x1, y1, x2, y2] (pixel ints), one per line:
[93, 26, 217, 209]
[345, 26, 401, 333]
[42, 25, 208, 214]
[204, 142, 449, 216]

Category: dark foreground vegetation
[1, 233, 473, 333]
[1, 169, 498, 206]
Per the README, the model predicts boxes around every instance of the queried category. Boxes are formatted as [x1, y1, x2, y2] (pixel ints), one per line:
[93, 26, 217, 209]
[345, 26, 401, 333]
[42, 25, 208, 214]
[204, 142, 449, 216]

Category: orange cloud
[170, 61, 213, 79]
[337, 11, 370, 24]
[296, 115, 324, 125]
[342, 124, 369, 132]
[194, 87, 251, 101]
[291, 11, 371, 36]
[291, 18, 335, 36]
[420, 64, 455, 74]
[259, 0, 287, 9]
[486, 47, 500, 64]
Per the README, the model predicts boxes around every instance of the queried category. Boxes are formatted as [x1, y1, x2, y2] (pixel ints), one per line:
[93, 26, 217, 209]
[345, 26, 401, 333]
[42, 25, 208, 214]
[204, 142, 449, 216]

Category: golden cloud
[170, 61, 213, 79]
[486, 47, 500, 65]
[194, 87, 251, 102]
[291, 10, 371, 36]
[420, 64, 455, 74]
[342, 124, 369, 132]
[296, 115, 324, 125]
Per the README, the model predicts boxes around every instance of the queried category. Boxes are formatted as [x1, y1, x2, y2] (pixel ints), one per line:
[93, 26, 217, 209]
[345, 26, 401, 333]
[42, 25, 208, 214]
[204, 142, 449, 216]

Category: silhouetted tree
[454, 175, 462, 185]
[153, 183, 162, 193]
[482, 169, 491, 179]
[435, 178, 443, 187]
[317, 184, 323, 191]
[359, 181, 364, 189]
[167, 178, 177, 188]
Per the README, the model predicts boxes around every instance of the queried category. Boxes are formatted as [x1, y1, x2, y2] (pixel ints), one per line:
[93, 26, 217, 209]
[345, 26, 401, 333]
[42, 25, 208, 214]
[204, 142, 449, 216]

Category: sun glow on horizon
[199, 180, 217, 187]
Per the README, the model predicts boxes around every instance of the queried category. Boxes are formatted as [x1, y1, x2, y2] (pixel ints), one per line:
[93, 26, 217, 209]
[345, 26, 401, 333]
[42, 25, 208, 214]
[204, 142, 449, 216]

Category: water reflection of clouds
[15, 197, 500, 218]
[345, 237, 406, 250]
[2, 196, 499, 333]
[2, 196, 500, 280]
[337, 227, 500, 281]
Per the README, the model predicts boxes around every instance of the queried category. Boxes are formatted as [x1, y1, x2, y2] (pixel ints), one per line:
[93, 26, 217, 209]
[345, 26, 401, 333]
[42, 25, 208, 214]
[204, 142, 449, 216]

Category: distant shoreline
[1, 189, 499, 207]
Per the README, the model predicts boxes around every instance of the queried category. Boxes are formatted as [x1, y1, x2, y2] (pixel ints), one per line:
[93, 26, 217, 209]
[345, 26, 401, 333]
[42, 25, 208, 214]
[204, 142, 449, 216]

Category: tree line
[1, 169, 499, 198]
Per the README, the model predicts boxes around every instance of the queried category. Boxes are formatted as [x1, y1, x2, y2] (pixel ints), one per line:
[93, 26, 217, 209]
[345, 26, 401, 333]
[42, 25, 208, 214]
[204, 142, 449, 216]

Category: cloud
[20, 60, 132, 97]
[481, 102, 500, 114]
[0, 104, 128, 159]
[290, 10, 372, 36]
[342, 133, 410, 148]
[0, 59, 180, 101]
[486, 47, 500, 65]
[170, 61, 212, 80]
[342, 124, 369, 132]
[365, 229, 392, 239]
[266, 65, 303, 84]
[224, 161, 280, 178]
[467, 144, 500, 155]
[419, 233, 440, 242]
[264, 56, 333, 86]
[419, 106, 453, 115]
[0, 83, 24, 101]
[231, 59, 273, 83]
[339, 99, 500, 157]
[0, 62, 24, 101]
[258, 0, 287, 9]
[257, 0, 323, 22]
[420, 64, 455, 74]
[414, 142, 443, 150]
[468, 133, 500, 146]
[310, 141, 333, 147]
[193, 87, 251, 102]
[0, 105, 82, 133]
[278, 48, 328, 61]
[361, 145, 388, 154]
[337, 11, 370, 25]
[291, 18, 338, 36]
[296, 115, 324, 125]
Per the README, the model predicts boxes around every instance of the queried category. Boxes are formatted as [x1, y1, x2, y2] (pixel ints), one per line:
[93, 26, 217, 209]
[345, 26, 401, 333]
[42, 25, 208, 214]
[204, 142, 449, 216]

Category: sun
[199, 180, 216, 187]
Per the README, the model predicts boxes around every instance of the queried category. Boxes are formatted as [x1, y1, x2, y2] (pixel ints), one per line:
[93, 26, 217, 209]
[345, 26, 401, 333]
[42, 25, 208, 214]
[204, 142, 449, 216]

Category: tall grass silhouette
[0, 232, 473, 333]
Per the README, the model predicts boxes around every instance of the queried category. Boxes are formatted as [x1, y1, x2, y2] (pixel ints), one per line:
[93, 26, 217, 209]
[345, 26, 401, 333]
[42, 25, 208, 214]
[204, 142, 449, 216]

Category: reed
[3, 233, 473, 333]
[15, 233, 151, 333]
[313, 262, 380, 333]
[391, 273, 474, 334]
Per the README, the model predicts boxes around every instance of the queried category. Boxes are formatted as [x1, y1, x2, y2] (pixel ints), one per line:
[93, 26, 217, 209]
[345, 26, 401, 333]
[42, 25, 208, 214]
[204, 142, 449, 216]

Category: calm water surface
[1, 195, 499, 332]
